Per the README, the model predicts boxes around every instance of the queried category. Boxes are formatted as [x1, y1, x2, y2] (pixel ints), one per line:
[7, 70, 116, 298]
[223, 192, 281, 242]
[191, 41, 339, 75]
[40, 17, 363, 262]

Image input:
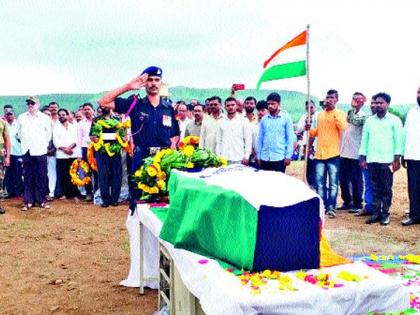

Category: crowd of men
[0, 67, 418, 228]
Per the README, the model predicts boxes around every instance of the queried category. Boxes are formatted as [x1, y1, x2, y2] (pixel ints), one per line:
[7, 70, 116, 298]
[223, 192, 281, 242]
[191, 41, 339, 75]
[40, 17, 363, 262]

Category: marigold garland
[134, 136, 227, 201]
[70, 159, 91, 187]
[87, 143, 97, 172]
[90, 118, 132, 157]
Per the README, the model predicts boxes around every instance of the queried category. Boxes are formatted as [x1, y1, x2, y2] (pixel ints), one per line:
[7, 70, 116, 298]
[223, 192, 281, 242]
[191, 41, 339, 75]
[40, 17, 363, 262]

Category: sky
[0, 0, 419, 104]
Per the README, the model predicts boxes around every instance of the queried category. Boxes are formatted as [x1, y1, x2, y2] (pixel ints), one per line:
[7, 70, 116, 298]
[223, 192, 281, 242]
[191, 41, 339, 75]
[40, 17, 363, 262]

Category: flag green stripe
[159, 172, 258, 270]
[257, 60, 306, 89]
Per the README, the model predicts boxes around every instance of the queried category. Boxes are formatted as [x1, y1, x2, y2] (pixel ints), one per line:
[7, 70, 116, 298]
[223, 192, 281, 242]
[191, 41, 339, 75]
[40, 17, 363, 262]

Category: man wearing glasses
[17, 96, 52, 211]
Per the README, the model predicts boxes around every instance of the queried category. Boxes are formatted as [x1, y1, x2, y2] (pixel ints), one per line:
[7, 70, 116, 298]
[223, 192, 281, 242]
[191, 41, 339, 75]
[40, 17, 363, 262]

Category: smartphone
[319, 100, 325, 108]
[232, 84, 245, 91]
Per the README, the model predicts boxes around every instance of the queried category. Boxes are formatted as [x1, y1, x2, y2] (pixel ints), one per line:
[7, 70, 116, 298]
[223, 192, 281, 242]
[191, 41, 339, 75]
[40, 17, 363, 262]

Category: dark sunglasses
[26, 101, 35, 106]
[5, 112, 13, 116]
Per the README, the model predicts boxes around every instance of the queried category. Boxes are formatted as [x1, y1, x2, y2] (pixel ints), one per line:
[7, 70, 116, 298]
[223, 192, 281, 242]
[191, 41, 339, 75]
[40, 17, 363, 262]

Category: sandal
[22, 204, 33, 211]
[40, 203, 50, 209]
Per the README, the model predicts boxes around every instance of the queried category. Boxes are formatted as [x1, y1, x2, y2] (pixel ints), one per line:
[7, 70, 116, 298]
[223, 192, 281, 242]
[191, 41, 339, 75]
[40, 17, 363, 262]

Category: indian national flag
[257, 30, 307, 90]
[158, 166, 348, 272]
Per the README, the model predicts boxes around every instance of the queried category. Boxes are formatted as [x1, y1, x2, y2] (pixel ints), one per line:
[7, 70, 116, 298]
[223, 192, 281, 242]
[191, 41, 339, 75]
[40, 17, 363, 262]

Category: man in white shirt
[4, 107, 23, 198]
[199, 96, 224, 154]
[401, 86, 420, 226]
[339, 92, 368, 213]
[185, 104, 204, 137]
[77, 103, 96, 201]
[176, 101, 192, 140]
[295, 100, 319, 189]
[17, 96, 52, 210]
[53, 109, 81, 200]
[244, 96, 258, 125]
[216, 97, 252, 165]
[250, 100, 268, 167]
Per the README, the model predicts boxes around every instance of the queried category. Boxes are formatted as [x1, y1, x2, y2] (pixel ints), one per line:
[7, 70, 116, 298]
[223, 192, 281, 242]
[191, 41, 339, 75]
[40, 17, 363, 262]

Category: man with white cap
[17, 96, 52, 210]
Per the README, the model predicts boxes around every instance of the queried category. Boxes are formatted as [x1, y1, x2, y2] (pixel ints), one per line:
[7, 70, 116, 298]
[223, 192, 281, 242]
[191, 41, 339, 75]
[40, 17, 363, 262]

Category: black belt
[134, 146, 165, 156]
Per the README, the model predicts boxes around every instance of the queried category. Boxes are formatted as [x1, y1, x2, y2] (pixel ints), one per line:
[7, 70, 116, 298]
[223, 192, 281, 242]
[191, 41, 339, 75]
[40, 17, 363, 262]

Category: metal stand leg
[139, 222, 144, 295]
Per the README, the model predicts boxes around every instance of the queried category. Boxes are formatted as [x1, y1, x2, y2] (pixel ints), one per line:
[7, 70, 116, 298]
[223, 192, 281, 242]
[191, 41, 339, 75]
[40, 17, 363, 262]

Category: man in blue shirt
[98, 66, 180, 210]
[257, 92, 294, 173]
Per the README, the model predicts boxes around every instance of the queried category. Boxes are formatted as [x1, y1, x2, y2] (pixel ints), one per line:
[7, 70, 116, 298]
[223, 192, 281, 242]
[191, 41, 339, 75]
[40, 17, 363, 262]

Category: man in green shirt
[359, 92, 404, 225]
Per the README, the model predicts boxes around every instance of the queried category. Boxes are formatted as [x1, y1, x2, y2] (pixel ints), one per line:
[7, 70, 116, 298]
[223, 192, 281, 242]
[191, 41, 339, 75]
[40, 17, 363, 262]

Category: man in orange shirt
[306, 90, 347, 218]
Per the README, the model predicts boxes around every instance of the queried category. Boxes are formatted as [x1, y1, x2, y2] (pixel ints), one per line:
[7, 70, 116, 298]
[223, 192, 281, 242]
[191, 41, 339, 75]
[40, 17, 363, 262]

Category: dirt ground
[0, 163, 419, 314]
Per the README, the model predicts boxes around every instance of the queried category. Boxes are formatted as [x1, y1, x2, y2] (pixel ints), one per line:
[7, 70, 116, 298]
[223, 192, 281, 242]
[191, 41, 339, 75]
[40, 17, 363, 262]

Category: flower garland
[90, 118, 131, 157]
[69, 160, 91, 187]
[87, 143, 98, 172]
[134, 136, 227, 201]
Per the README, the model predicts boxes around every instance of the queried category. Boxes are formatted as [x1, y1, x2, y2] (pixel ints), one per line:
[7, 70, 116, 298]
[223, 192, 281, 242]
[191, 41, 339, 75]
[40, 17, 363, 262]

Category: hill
[0, 88, 413, 122]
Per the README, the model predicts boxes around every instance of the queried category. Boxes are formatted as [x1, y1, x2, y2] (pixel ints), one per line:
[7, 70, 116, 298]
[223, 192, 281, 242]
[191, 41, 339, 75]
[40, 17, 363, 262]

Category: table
[133, 204, 410, 315]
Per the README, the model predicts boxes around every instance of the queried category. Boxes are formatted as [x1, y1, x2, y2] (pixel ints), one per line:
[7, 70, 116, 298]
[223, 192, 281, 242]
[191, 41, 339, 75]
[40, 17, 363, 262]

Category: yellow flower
[157, 171, 166, 180]
[123, 120, 131, 129]
[147, 166, 157, 177]
[220, 157, 228, 167]
[98, 120, 111, 128]
[152, 163, 161, 173]
[186, 162, 194, 168]
[134, 169, 142, 177]
[157, 180, 166, 190]
[183, 145, 195, 157]
[150, 186, 159, 194]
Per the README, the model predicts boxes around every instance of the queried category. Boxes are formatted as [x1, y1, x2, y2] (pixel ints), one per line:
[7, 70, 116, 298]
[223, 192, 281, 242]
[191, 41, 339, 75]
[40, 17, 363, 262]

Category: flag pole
[302, 24, 311, 184]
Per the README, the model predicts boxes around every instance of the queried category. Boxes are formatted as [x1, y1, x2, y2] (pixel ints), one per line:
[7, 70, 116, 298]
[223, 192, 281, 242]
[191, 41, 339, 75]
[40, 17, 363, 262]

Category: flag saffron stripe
[263, 31, 307, 69]
[257, 60, 306, 90]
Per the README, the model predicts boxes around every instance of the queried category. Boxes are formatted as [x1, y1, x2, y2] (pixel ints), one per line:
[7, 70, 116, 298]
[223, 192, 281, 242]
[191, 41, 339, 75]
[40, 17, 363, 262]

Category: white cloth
[17, 111, 51, 156]
[47, 156, 56, 197]
[119, 208, 159, 289]
[173, 165, 324, 218]
[178, 117, 192, 140]
[216, 114, 252, 162]
[296, 111, 319, 147]
[403, 105, 420, 160]
[340, 109, 367, 159]
[138, 205, 410, 315]
[6, 120, 22, 156]
[199, 113, 224, 153]
[52, 122, 81, 159]
[251, 123, 259, 156]
[77, 118, 92, 148]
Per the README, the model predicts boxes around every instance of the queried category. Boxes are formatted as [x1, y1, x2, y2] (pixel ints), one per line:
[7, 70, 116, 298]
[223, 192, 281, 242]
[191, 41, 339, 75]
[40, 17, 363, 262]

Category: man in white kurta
[216, 97, 252, 165]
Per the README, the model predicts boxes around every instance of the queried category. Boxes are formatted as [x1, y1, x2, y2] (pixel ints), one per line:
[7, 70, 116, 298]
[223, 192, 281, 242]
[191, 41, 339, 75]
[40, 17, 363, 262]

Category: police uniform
[115, 89, 179, 207]
[90, 114, 123, 207]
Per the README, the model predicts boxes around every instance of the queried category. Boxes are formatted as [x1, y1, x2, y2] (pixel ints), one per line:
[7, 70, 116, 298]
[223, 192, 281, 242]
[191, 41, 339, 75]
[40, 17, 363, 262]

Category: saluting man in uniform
[98, 66, 180, 211]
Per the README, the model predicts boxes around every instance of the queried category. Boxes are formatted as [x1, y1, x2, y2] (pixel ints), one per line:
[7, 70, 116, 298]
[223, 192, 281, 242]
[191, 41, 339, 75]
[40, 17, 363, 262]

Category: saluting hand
[127, 73, 149, 90]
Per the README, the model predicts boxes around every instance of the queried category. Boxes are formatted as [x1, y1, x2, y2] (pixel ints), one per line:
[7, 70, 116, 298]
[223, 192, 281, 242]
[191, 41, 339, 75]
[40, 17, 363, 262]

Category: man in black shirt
[98, 66, 180, 210]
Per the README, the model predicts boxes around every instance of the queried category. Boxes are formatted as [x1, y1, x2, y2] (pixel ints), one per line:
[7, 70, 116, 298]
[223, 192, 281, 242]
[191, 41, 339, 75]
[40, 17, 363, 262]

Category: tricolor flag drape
[256, 30, 308, 90]
[158, 166, 349, 272]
